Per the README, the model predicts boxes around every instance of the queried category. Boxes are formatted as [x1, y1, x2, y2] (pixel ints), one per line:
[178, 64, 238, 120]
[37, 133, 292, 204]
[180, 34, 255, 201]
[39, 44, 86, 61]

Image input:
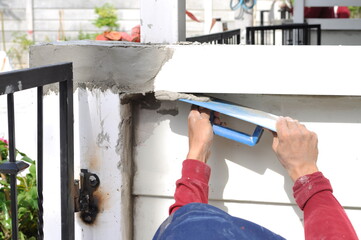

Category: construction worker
[153, 106, 358, 240]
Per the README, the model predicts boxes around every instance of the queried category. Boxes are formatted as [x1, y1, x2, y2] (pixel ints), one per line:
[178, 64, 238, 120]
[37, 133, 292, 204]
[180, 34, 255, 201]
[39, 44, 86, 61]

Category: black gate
[0, 63, 74, 240]
[246, 23, 321, 45]
[186, 29, 241, 44]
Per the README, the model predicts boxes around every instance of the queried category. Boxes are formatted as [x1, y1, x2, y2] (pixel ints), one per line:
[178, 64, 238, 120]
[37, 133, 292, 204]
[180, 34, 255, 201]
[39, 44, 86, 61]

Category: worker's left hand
[186, 106, 220, 163]
[272, 117, 319, 182]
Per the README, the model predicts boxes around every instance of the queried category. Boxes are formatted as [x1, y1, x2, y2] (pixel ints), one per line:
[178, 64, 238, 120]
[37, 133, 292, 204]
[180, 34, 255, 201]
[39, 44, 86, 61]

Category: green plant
[78, 30, 98, 40]
[6, 33, 34, 69]
[93, 3, 119, 31]
[349, 7, 361, 18]
[0, 139, 38, 240]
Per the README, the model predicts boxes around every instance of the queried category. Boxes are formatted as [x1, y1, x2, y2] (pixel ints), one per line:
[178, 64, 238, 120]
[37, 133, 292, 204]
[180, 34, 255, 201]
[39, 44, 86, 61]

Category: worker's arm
[169, 106, 218, 215]
[273, 117, 358, 239]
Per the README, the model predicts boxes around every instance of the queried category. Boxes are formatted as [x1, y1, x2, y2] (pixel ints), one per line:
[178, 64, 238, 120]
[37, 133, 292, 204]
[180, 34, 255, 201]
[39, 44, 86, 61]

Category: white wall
[133, 94, 361, 240]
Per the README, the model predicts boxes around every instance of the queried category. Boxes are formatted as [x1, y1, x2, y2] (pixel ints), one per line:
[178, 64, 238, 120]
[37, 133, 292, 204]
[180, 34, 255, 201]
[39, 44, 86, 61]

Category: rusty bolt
[89, 175, 98, 187]
[86, 216, 92, 222]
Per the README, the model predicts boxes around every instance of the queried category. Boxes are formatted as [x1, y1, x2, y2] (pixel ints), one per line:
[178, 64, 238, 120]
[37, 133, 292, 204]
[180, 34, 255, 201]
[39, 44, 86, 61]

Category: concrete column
[26, 0, 35, 41]
[140, 0, 186, 43]
[203, 0, 213, 34]
[293, 0, 305, 23]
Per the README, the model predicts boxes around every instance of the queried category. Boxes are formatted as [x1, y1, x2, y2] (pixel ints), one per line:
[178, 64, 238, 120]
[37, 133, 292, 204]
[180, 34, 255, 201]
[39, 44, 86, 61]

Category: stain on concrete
[122, 92, 161, 110]
[156, 108, 178, 116]
[155, 90, 211, 101]
[96, 120, 111, 150]
[147, 24, 153, 29]
[88, 153, 101, 171]
[114, 101, 133, 240]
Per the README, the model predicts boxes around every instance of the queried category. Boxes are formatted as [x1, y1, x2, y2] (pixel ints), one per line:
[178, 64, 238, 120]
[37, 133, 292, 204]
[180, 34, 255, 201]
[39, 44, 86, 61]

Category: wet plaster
[154, 90, 211, 102]
[116, 99, 133, 240]
[30, 41, 174, 95]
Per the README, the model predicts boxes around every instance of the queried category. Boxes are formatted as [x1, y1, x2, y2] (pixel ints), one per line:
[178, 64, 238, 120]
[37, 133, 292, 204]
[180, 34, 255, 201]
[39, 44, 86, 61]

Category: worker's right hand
[272, 117, 319, 182]
[186, 106, 220, 163]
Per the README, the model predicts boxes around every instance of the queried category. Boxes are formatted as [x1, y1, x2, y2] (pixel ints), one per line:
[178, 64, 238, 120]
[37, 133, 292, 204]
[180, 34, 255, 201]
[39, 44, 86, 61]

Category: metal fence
[0, 63, 74, 240]
[186, 29, 241, 44]
[246, 23, 321, 45]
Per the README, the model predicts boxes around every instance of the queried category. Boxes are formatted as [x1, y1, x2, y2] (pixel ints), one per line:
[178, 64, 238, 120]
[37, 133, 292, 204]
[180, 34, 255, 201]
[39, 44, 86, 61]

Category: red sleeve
[169, 159, 211, 215]
[293, 172, 358, 240]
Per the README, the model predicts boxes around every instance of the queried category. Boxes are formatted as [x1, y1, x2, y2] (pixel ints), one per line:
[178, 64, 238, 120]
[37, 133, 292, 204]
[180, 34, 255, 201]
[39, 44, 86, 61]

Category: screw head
[89, 175, 99, 187]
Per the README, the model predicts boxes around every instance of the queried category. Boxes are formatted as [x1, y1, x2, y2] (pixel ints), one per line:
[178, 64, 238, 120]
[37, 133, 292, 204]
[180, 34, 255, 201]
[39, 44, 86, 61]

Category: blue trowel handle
[212, 124, 264, 147]
[209, 110, 264, 147]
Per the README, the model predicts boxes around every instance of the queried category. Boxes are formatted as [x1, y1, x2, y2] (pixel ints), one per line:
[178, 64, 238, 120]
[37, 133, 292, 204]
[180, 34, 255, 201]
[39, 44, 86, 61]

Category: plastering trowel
[155, 91, 279, 147]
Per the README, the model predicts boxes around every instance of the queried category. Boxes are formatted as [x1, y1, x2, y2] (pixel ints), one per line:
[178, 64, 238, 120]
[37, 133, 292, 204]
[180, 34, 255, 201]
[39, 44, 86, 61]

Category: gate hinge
[74, 169, 100, 224]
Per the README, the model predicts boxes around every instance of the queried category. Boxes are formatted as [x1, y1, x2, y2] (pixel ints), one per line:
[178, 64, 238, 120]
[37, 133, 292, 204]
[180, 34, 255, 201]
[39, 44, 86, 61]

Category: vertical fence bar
[37, 86, 44, 239]
[59, 70, 74, 240]
[304, 27, 309, 45]
[7, 93, 18, 240]
[317, 25, 321, 45]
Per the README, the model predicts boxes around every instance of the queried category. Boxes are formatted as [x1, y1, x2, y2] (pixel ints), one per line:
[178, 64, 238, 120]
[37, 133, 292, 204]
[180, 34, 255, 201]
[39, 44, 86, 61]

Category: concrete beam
[31, 42, 361, 96]
[154, 45, 361, 96]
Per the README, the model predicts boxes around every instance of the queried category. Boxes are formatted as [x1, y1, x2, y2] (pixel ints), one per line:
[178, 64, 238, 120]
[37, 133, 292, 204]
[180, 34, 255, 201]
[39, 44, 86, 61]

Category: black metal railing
[0, 63, 74, 240]
[186, 29, 241, 44]
[246, 24, 321, 45]
[260, 9, 291, 26]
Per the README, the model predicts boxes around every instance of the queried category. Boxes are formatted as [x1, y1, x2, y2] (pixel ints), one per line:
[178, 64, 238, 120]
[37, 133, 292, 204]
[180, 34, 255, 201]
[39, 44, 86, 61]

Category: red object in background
[95, 34, 108, 41]
[104, 31, 123, 41]
[337, 7, 351, 18]
[186, 10, 200, 22]
[95, 24, 140, 42]
[130, 25, 140, 42]
[304, 7, 335, 18]
[292, 6, 350, 19]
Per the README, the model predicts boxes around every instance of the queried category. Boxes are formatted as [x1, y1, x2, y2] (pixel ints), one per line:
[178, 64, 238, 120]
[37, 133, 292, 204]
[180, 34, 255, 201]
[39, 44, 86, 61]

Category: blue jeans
[153, 203, 286, 240]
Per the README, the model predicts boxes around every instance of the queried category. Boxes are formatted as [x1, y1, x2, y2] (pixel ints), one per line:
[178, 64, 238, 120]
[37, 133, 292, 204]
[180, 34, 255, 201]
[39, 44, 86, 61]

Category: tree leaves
[0, 141, 38, 239]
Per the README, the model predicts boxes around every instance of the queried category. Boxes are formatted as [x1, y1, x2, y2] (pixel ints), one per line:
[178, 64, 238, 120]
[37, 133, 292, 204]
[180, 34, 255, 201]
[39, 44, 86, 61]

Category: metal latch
[74, 169, 100, 223]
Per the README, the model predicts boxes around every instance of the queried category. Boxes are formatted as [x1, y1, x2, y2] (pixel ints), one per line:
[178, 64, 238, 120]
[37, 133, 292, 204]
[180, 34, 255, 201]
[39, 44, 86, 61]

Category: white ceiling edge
[154, 45, 361, 96]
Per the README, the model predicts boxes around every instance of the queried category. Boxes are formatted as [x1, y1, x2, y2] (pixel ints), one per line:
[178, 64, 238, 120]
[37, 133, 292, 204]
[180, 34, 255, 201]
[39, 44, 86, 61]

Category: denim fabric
[153, 203, 286, 240]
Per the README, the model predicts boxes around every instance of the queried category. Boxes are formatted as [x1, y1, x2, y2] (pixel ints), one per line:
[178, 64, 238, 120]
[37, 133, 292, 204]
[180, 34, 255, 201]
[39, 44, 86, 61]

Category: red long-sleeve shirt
[170, 159, 358, 239]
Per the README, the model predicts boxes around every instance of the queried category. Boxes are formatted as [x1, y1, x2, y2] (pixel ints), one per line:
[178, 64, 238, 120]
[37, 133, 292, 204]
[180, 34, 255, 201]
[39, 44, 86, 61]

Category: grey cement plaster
[30, 41, 174, 94]
[154, 90, 211, 102]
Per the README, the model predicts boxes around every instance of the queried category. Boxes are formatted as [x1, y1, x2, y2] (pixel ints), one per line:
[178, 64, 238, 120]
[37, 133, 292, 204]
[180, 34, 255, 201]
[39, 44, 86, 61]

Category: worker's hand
[272, 117, 319, 182]
[186, 106, 220, 163]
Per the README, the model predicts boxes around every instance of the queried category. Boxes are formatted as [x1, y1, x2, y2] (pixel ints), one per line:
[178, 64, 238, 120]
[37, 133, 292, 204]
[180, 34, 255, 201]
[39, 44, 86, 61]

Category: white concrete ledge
[307, 19, 361, 30]
[155, 45, 361, 96]
[305, 0, 361, 7]
[31, 42, 361, 97]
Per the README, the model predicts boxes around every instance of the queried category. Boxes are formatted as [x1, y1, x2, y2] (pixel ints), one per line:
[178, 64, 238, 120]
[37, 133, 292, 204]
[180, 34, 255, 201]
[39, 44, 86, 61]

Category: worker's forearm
[169, 159, 210, 215]
[293, 172, 358, 239]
